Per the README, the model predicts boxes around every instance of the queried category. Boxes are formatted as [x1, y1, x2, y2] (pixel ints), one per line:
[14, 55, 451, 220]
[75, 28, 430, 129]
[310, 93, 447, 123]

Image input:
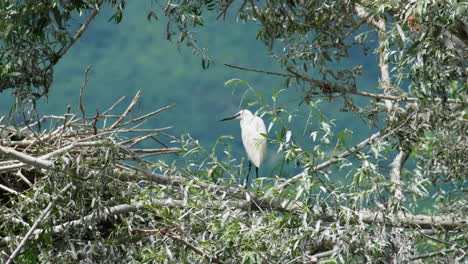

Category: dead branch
[45, 8, 99, 74]
[0, 145, 53, 169]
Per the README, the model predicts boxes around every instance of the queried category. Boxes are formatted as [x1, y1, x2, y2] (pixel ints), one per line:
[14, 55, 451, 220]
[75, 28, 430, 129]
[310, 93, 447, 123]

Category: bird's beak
[220, 113, 240, 121]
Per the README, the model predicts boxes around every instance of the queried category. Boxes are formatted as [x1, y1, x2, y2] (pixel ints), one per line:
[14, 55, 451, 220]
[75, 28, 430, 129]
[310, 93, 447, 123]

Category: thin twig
[102, 96, 126, 115]
[131, 148, 180, 153]
[58, 105, 71, 147]
[225, 63, 295, 78]
[133, 227, 223, 264]
[45, 8, 99, 72]
[5, 183, 73, 264]
[14, 169, 32, 187]
[79, 66, 93, 126]
[0, 145, 53, 169]
[277, 128, 389, 190]
[118, 104, 176, 127]
[410, 247, 464, 261]
[109, 91, 142, 129]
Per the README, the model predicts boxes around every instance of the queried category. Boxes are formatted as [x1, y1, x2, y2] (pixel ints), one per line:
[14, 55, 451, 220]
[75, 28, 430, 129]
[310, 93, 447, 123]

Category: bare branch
[0, 184, 27, 199]
[277, 128, 389, 189]
[389, 150, 410, 201]
[225, 63, 294, 78]
[0, 145, 53, 169]
[109, 90, 142, 129]
[14, 169, 32, 187]
[45, 8, 99, 75]
[79, 66, 92, 126]
[410, 247, 465, 261]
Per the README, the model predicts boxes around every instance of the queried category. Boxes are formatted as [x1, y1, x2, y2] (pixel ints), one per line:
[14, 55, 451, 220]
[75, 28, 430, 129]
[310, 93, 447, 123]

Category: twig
[420, 232, 460, 247]
[278, 107, 419, 190]
[14, 169, 32, 187]
[150, 135, 171, 148]
[58, 105, 72, 147]
[0, 184, 27, 199]
[0, 162, 27, 173]
[75, 126, 174, 143]
[79, 66, 93, 126]
[225, 63, 295, 78]
[120, 133, 161, 147]
[131, 148, 180, 153]
[389, 149, 410, 201]
[0, 145, 53, 169]
[216, 0, 234, 20]
[307, 248, 336, 262]
[377, 20, 394, 111]
[118, 104, 176, 127]
[102, 96, 126, 115]
[45, 8, 99, 72]
[133, 227, 223, 264]
[248, 0, 274, 49]
[109, 91, 141, 129]
[39, 203, 142, 234]
[5, 183, 73, 264]
[40, 140, 106, 160]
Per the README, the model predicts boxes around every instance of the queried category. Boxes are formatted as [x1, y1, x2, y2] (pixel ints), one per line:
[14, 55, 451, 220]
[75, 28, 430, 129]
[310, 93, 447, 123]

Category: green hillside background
[1, 1, 382, 178]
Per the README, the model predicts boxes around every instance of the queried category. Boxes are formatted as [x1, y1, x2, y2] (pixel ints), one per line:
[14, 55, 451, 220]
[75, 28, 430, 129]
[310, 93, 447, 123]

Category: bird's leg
[246, 161, 252, 185]
[255, 167, 259, 179]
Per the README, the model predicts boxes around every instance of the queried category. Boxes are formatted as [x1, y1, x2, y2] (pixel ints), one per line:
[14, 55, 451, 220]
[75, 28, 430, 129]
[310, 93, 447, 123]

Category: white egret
[220, 109, 267, 183]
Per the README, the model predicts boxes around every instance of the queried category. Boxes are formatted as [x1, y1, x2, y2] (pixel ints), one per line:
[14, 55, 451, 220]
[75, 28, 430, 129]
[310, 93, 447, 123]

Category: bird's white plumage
[237, 110, 267, 168]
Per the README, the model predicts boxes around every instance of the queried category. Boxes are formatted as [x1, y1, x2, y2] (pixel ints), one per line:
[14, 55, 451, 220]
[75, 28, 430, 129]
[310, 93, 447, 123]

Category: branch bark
[389, 149, 410, 201]
[224, 64, 464, 104]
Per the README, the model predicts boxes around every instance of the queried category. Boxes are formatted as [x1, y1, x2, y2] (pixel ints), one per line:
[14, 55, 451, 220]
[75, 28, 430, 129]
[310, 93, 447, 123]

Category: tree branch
[389, 149, 410, 201]
[133, 227, 223, 264]
[277, 128, 390, 189]
[52, 203, 141, 234]
[5, 183, 73, 264]
[0, 145, 53, 169]
[224, 64, 464, 104]
[46, 8, 99, 72]
[409, 247, 465, 261]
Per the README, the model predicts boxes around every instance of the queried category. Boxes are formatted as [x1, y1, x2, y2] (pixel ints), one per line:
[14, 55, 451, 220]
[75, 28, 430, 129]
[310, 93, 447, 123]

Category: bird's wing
[241, 116, 267, 168]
